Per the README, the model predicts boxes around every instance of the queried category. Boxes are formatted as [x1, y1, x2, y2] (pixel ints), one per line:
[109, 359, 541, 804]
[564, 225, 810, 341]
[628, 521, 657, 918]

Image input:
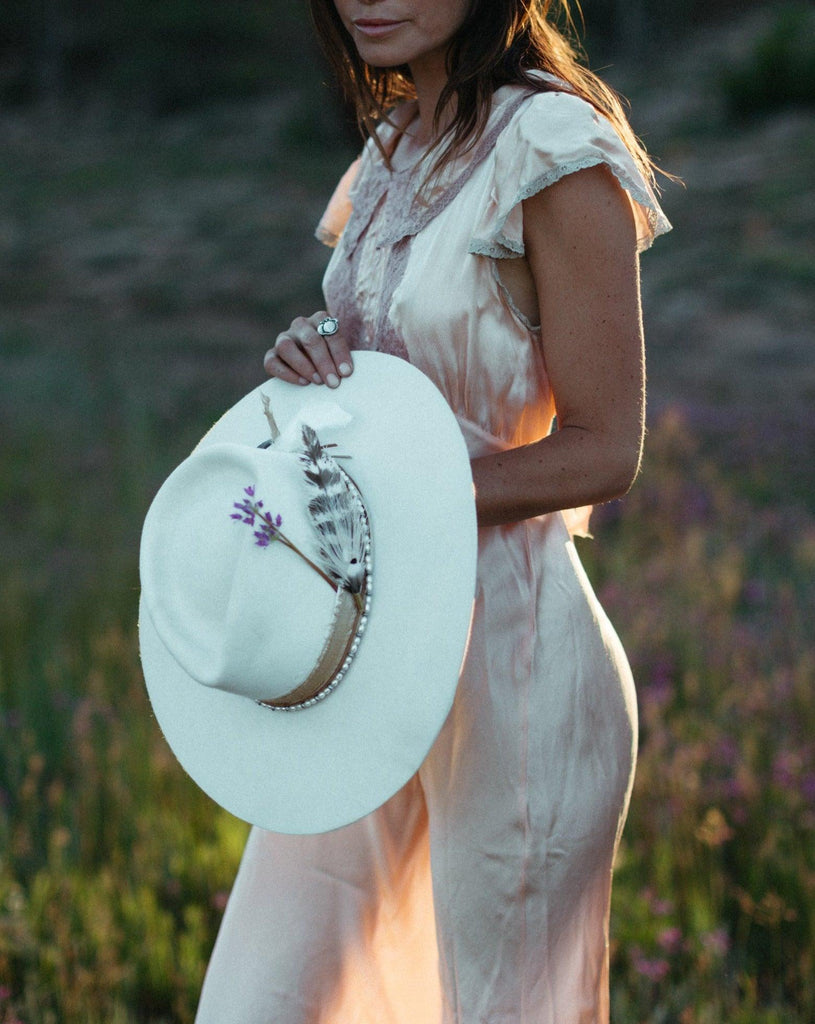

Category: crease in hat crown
[139, 400, 372, 707]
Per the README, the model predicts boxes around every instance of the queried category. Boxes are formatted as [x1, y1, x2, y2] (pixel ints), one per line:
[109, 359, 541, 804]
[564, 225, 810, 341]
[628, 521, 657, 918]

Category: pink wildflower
[632, 949, 670, 982]
[657, 926, 683, 953]
[701, 928, 730, 956]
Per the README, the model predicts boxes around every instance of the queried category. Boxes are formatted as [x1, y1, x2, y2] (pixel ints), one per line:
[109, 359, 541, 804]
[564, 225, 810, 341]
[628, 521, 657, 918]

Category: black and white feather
[299, 425, 369, 595]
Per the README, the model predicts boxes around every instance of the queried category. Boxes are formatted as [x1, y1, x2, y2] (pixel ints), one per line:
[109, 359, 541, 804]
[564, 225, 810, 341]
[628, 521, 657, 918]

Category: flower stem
[273, 531, 338, 592]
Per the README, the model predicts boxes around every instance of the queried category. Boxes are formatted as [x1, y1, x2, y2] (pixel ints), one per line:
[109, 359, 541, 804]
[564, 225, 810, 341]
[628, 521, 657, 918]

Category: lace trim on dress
[374, 239, 412, 360]
[332, 90, 532, 362]
[468, 155, 665, 259]
[334, 89, 532, 265]
[375, 91, 531, 249]
[338, 158, 389, 261]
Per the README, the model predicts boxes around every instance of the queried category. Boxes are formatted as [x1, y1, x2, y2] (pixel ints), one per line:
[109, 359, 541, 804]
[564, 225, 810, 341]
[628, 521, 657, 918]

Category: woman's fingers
[263, 346, 310, 386]
[264, 312, 354, 387]
[310, 312, 354, 381]
[300, 312, 352, 387]
[266, 318, 321, 384]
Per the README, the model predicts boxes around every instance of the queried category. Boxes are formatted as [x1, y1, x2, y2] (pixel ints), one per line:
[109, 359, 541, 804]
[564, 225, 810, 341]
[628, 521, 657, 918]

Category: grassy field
[1, 14, 814, 1021]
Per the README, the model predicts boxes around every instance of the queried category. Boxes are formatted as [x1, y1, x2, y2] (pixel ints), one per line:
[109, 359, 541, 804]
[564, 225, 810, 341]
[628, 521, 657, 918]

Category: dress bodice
[319, 77, 670, 451]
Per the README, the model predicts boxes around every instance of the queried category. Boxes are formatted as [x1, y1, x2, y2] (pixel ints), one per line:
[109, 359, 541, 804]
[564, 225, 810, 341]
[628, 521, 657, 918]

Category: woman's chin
[353, 42, 411, 68]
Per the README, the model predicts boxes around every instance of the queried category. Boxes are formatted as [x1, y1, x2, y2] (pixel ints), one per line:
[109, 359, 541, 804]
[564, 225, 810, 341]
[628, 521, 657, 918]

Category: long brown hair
[309, 0, 657, 185]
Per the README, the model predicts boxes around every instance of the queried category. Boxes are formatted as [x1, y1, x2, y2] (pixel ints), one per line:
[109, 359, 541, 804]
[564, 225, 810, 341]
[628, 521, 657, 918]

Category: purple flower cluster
[230, 485, 283, 548]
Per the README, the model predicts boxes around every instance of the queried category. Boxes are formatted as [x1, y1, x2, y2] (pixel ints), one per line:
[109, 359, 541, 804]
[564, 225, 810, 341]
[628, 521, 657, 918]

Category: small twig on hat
[261, 393, 280, 443]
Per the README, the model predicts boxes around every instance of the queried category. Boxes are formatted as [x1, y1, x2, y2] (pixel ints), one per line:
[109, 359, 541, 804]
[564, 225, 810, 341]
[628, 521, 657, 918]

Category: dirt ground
[619, 14, 814, 423]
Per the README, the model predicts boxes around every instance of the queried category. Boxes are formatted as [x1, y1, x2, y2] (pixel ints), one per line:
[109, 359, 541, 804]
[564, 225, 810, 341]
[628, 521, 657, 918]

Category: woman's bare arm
[264, 165, 645, 529]
[470, 163, 646, 527]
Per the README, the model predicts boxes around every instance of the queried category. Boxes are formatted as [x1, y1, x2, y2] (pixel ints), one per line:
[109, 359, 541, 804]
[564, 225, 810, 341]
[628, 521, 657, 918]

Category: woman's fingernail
[312, 373, 322, 385]
[299, 377, 310, 386]
[338, 362, 352, 376]
[326, 373, 339, 388]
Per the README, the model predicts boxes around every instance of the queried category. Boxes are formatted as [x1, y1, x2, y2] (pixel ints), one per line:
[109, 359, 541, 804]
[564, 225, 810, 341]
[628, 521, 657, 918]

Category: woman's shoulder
[482, 75, 641, 195]
[495, 76, 620, 156]
[470, 75, 671, 256]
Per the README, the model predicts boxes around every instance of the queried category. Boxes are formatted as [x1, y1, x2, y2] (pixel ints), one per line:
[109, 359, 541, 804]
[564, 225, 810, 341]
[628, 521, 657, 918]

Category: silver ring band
[317, 316, 340, 338]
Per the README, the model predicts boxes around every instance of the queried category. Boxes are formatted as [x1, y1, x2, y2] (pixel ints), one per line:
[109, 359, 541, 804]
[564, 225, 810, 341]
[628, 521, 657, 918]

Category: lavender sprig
[230, 486, 284, 547]
[230, 485, 337, 591]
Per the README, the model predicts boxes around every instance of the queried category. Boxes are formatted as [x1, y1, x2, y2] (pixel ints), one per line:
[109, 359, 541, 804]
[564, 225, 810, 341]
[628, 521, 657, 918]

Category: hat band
[258, 567, 371, 711]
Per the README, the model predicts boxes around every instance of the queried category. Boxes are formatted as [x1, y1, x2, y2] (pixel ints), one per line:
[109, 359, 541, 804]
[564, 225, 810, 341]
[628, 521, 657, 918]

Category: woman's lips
[353, 19, 407, 38]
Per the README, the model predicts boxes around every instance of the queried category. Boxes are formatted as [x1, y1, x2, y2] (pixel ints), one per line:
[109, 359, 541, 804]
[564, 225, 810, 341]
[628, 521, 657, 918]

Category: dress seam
[489, 259, 540, 333]
[518, 521, 538, 1023]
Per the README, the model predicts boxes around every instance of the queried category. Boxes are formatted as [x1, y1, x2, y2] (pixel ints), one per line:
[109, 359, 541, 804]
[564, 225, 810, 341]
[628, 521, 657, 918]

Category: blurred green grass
[1, 27, 815, 1022]
[0, 89, 354, 1019]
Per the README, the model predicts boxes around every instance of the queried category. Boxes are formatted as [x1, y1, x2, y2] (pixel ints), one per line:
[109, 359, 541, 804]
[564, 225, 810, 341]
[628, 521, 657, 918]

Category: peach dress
[195, 78, 670, 1024]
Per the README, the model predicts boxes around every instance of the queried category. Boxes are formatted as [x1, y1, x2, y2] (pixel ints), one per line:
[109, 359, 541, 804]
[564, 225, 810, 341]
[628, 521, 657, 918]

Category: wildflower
[772, 750, 803, 791]
[231, 489, 284, 548]
[229, 487, 336, 590]
[631, 948, 670, 982]
[742, 578, 766, 605]
[712, 735, 739, 766]
[211, 890, 230, 912]
[657, 926, 683, 953]
[701, 928, 730, 957]
[642, 889, 674, 917]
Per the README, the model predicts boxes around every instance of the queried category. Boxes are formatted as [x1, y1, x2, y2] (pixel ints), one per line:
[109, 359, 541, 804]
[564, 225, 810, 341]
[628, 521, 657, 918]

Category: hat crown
[141, 443, 339, 702]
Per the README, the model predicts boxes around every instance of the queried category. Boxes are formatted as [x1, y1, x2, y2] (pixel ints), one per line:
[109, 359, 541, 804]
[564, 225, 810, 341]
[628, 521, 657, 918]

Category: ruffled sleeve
[469, 90, 671, 258]
[315, 155, 364, 248]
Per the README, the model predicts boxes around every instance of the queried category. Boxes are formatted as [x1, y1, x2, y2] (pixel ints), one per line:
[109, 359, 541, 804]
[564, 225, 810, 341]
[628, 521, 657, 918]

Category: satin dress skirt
[195, 508, 637, 1024]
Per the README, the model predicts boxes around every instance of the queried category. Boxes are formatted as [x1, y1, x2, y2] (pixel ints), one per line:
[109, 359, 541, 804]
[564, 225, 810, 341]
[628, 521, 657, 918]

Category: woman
[196, 1, 670, 1021]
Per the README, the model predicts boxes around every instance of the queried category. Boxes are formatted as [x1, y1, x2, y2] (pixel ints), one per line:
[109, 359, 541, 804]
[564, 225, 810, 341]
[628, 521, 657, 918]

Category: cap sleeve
[469, 90, 671, 258]
[315, 155, 364, 248]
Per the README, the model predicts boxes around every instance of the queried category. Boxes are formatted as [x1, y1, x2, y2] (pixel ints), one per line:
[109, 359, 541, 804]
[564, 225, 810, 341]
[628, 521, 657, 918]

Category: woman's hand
[264, 312, 354, 388]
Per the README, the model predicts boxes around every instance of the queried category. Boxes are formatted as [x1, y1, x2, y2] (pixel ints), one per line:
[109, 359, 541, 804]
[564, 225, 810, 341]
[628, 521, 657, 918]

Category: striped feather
[299, 424, 368, 595]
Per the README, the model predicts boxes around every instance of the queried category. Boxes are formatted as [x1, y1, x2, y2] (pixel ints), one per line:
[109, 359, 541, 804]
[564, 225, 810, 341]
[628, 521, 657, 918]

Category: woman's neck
[408, 51, 453, 147]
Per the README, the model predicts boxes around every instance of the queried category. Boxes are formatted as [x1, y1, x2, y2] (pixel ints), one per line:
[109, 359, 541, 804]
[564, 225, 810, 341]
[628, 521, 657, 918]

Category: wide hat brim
[139, 351, 477, 834]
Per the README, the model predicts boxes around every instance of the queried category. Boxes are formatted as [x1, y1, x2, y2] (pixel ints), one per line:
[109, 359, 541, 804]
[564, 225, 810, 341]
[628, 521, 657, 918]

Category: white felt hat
[139, 351, 477, 834]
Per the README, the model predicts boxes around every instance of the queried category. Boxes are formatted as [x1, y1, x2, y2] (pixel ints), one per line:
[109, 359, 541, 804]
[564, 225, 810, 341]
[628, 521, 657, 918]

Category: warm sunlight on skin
[332, 0, 470, 134]
[266, 1, 647, 527]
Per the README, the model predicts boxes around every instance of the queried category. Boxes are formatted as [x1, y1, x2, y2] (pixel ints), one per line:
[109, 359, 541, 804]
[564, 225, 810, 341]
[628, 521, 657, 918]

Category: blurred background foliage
[2, 0, 814, 114]
[1, 0, 814, 1021]
[0, 0, 314, 112]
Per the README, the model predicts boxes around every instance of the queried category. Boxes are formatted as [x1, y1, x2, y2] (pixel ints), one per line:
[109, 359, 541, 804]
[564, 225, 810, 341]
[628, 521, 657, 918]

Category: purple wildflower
[227, 486, 339, 591]
[701, 928, 730, 956]
[657, 926, 683, 953]
[211, 890, 230, 912]
[713, 735, 739, 766]
[801, 773, 815, 802]
[644, 890, 674, 917]
[231, 487, 284, 548]
[631, 948, 670, 982]
[773, 751, 802, 791]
